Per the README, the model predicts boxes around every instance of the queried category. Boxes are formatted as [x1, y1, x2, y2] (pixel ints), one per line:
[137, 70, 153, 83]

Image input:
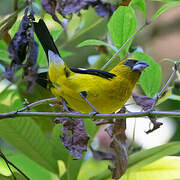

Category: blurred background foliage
[0, 0, 180, 179]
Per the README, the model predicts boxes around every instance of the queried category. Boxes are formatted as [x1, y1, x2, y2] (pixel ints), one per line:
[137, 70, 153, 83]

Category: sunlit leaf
[121, 156, 180, 180]
[130, 0, 146, 17]
[8, 153, 58, 180]
[78, 159, 109, 180]
[128, 142, 180, 171]
[108, 6, 137, 67]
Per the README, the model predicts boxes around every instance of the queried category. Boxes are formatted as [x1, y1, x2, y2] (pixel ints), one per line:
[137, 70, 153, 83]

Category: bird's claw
[89, 111, 99, 121]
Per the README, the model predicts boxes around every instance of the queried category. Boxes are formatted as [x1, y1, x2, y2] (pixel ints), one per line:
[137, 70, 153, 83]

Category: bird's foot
[89, 111, 99, 121]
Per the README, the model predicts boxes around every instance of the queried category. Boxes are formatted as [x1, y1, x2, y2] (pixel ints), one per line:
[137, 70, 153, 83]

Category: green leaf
[108, 6, 137, 59]
[152, 1, 180, 21]
[8, 153, 58, 180]
[0, 50, 10, 62]
[0, 104, 58, 174]
[78, 159, 109, 180]
[128, 142, 180, 172]
[61, 157, 83, 180]
[133, 52, 161, 97]
[77, 39, 117, 52]
[51, 124, 68, 163]
[130, 0, 146, 17]
[0, 174, 24, 180]
[51, 124, 83, 180]
[121, 156, 180, 180]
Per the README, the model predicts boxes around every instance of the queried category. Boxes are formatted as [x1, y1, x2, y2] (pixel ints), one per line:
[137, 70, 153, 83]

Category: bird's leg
[80, 91, 99, 117]
[61, 97, 70, 112]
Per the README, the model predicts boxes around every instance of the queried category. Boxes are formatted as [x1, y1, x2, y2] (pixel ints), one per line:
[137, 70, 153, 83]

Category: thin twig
[159, 62, 178, 97]
[149, 62, 179, 111]
[17, 98, 57, 112]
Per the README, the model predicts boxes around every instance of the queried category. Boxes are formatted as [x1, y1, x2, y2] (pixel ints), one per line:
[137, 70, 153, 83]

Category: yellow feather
[49, 59, 141, 113]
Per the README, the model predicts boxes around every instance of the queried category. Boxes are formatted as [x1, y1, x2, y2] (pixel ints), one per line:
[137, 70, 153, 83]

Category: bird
[33, 19, 149, 114]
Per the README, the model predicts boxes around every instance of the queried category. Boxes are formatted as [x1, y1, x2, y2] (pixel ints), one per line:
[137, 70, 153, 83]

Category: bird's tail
[33, 19, 72, 83]
[33, 19, 60, 59]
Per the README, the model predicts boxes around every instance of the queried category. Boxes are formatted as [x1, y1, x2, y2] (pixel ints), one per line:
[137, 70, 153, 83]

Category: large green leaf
[152, 1, 180, 21]
[0, 104, 58, 174]
[133, 52, 162, 97]
[0, 174, 25, 180]
[121, 156, 180, 180]
[61, 157, 83, 180]
[128, 142, 180, 171]
[130, 0, 146, 17]
[8, 153, 58, 180]
[108, 6, 137, 60]
[78, 159, 109, 180]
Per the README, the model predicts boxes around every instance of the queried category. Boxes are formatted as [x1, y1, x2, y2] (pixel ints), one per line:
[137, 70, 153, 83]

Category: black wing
[33, 19, 60, 60]
[70, 68, 116, 79]
[36, 68, 116, 89]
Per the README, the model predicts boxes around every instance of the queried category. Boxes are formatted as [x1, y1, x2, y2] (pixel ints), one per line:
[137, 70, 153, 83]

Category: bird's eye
[124, 59, 138, 69]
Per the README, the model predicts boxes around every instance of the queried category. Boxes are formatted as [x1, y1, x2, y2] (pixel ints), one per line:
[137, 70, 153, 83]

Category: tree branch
[0, 110, 180, 121]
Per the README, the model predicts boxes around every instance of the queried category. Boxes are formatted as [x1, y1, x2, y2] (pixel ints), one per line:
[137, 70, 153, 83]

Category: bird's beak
[132, 61, 149, 73]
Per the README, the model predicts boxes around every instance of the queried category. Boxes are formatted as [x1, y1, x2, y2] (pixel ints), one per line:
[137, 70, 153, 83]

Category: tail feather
[33, 19, 60, 60]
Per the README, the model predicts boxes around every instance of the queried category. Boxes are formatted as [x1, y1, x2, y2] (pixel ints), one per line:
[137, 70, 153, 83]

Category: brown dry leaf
[55, 115, 90, 159]
[5, 8, 38, 92]
[132, 93, 163, 133]
[95, 2, 116, 17]
[132, 93, 154, 111]
[120, 0, 132, 6]
[41, 0, 118, 20]
[23, 27, 38, 92]
[41, 0, 62, 25]
[106, 107, 128, 179]
[5, 8, 37, 81]
[2, 32, 11, 44]
[56, 0, 97, 17]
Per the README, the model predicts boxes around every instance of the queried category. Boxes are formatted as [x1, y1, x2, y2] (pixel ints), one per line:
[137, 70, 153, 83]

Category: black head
[124, 59, 149, 73]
